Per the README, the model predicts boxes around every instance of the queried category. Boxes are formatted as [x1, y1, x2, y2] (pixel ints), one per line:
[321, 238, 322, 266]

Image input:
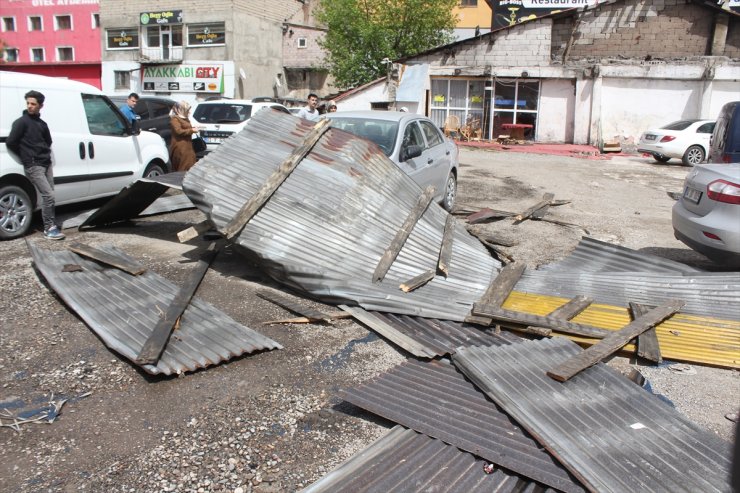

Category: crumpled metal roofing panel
[28, 243, 282, 376]
[182, 110, 501, 321]
[538, 237, 702, 274]
[61, 194, 193, 230]
[303, 425, 557, 493]
[453, 339, 733, 493]
[339, 359, 584, 492]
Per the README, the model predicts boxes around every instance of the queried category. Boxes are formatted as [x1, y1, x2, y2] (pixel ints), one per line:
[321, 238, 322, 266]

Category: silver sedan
[328, 111, 459, 211]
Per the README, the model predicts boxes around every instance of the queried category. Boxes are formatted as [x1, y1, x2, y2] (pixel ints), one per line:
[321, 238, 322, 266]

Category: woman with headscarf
[169, 100, 200, 172]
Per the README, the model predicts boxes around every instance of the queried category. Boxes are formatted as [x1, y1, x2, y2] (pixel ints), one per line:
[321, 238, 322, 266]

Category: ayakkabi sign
[142, 64, 223, 93]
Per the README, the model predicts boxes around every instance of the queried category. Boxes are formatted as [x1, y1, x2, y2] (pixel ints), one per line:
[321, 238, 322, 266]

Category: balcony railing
[139, 46, 183, 63]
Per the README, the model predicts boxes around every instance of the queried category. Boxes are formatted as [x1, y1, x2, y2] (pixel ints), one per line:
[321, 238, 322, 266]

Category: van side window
[82, 94, 128, 136]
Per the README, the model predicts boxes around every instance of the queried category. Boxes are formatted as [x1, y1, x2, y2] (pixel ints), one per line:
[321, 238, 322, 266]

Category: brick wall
[282, 26, 328, 68]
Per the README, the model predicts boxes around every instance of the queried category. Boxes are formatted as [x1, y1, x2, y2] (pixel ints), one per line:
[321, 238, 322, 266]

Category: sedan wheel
[443, 172, 456, 212]
[682, 145, 705, 166]
[0, 185, 33, 240]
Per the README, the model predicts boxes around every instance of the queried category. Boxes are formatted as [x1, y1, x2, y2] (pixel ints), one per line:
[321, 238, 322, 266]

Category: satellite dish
[239, 68, 247, 80]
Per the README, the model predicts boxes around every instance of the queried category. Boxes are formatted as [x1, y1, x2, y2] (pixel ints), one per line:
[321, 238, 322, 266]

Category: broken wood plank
[535, 217, 590, 234]
[514, 193, 554, 223]
[523, 295, 593, 336]
[437, 214, 456, 277]
[466, 208, 515, 224]
[257, 290, 332, 323]
[479, 239, 514, 264]
[135, 242, 219, 365]
[67, 242, 146, 275]
[546, 299, 684, 382]
[479, 262, 526, 307]
[222, 118, 330, 240]
[372, 186, 435, 283]
[177, 220, 212, 243]
[400, 269, 436, 293]
[630, 302, 663, 364]
[263, 311, 352, 325]
[472, 303, 613, 339]
[468, 230, 519, 247]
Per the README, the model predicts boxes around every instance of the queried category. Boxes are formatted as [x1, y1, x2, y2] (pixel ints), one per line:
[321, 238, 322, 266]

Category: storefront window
[492, 79, 539, 140]
[430, 78, 486, 133]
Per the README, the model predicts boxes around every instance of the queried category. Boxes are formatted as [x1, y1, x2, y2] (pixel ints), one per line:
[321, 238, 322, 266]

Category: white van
[0, 72, 170, 240]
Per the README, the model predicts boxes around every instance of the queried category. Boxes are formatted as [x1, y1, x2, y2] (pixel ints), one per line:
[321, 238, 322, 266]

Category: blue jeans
[25, 165, 56, 231]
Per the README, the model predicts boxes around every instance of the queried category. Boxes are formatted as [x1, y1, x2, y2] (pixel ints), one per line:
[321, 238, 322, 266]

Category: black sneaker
[43, 226, 65, 240]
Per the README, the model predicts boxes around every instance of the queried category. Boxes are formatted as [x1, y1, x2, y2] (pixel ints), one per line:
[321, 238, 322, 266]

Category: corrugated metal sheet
[182, 110, 501, 321]
[538, 237, 702, 274]
[339, 359, 584, 492]
[61, 194, 193, 230]
[79, 172, 187, 229]
[453, 339, 733, 493]
[28, 243, 281, 376]
[303, 425, 557, 493]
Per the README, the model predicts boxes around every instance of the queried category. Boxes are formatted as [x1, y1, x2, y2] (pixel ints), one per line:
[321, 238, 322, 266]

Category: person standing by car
[169, 100, 200, 172]
[119, 92, 140, 125]
[6, 90, 64, 240]
[297, 93, 320, 122]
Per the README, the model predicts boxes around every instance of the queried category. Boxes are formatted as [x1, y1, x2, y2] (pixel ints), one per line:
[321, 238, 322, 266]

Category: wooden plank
[523, 295, 593, 336]
[479, 262, 526, 307]
[472, 303, 612, 339]
[135, 242, 219, 365]
[222, 118, 330, 240]
[467, 208, 515, 224]
[257, 290, 332, 323]
[372, 186, 435, 283]
[514, 193, 554, 223]
[400, 269, 435, 293]
[467, 229, 518, 247]
[630, 302, 663, 364]
[67, 242, 146, 276]
[479, 239, 514, 264]
[263, 311, 352, 325]
[177, 220, 212, 243]
[546, 299, 684, 382]
[437, 214, 456, 277]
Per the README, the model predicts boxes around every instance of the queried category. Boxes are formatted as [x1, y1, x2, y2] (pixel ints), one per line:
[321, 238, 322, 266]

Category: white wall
[335, 82, 388, 112]
[537, 79, 575, 143]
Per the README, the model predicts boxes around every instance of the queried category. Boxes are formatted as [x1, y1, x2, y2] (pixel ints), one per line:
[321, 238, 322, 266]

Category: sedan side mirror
[401, 144, 423, 162]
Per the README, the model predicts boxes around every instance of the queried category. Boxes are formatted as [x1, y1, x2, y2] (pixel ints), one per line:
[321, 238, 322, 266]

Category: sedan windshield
[193, 104, 252, 124]
[661, 120, 697, 131]
[329, 118, 399, 156]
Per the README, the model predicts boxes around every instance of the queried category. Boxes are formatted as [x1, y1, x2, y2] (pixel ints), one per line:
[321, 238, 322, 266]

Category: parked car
[191, 98, 290, 155]
[109, 95, 176, 146]
[709, 101, 740, 164]
[672, 162, 740, 265]
[328, 111, 459, 211]
[0, 72, 170, 240]
[637, 119, 715, 166]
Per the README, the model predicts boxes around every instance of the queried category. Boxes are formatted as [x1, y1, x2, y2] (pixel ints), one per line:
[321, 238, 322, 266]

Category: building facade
[99, 0, 318, 103]
[384, 0, 740, 147]
[0, 0, 102, 88]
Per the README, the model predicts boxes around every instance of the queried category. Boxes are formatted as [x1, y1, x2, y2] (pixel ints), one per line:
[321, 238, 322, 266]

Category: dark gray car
[109, 96, 176, 146]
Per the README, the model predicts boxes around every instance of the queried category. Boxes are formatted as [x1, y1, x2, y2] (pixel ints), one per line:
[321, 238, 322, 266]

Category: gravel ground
[0, 147, 737, 492]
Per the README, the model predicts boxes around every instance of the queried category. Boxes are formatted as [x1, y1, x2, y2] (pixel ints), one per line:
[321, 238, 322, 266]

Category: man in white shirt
[296, 93, 320, 121]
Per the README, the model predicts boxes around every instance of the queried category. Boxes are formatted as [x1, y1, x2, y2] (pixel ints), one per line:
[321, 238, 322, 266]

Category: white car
[638, 119, 715, 166]
[191, 98, 291, 155]
[328, 111, 459, 211]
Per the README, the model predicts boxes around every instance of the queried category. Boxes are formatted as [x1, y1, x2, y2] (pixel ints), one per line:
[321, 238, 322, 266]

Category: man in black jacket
[6, 90, 64, 240]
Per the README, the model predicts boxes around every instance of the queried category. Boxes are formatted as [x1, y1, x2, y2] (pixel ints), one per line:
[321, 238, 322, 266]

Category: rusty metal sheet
[339, 359, 584, 492]
[453, 339, 733, 493]
[303, 425, 558, 493]
[79, 172, 188, 229]
[28, 242, 281, 376]
[61, 194, 194, 230]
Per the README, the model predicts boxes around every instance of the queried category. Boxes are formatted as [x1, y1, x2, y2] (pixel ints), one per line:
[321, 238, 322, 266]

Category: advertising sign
[142, 64, 223, 93]
[140, 10, 183, 25]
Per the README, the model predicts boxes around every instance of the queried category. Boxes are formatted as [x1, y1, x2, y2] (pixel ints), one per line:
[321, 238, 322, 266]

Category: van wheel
[144, 162, 166, 178]
[443, 172, 456, 212]
[682, 146, 705, 166]
[0, 185, 33, 240]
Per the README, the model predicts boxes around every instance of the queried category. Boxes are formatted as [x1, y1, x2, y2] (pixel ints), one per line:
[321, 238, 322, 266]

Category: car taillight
[707, 179, 740, 204]
[659, 136, 676, 143]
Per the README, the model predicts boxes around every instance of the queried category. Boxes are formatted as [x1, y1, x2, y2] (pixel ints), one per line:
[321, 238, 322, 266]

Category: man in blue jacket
[6, 90, 64, 240]
[119, 92, 140, 124]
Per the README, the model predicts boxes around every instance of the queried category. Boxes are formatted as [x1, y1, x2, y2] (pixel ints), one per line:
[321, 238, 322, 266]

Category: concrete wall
[538, 79, 575, 143]
[335, 81, 389, 112]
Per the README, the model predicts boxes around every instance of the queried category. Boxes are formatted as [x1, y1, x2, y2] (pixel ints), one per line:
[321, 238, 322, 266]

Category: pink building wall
[0, 0, 101, 87]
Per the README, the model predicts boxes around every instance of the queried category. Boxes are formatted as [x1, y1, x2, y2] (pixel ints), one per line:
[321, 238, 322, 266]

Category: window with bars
[55, 15, 72, 30]
[114, 71, 130, 90]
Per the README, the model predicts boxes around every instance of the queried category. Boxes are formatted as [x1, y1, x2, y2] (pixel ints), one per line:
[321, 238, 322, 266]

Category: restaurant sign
[140, 10, 183, 25]
[142, 64, 223, 93]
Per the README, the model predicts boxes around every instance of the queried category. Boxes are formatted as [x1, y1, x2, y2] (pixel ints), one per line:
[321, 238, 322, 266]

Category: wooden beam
[222, 118, 330, 240]
[372, 186, 435, 283]
[514, 193, 554, 223]
[263, 311, 352, 325]
[466, 207, 514, 224]
[67, 242, 146, 276]
[630, 302, 663, 364]
[546, 300, 684, 382]
[400, 269, 435, 293]
[523, 295, 593, 336]
[479, 262, 526, 307]
[177, 220, 212, 243]
[257, 290, 332, 323]
[135, 242, 219, 365]
[472, 303, 612, 339]
[437, 214, 456, 277]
